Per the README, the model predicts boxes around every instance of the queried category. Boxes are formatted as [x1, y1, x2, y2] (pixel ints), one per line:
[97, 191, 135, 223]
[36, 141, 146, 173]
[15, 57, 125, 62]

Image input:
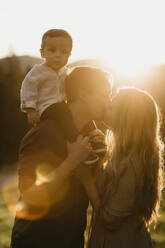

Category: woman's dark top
[89, 164, 153, 248]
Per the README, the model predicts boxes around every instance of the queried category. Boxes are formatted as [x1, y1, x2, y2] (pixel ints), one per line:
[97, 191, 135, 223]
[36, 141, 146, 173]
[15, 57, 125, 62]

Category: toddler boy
[20, 29, 101, 164]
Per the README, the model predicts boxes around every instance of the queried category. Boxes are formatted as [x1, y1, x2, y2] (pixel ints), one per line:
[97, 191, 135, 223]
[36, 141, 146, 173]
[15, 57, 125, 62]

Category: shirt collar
[41, 62, 68, 76]
[58, 66, 68, 76]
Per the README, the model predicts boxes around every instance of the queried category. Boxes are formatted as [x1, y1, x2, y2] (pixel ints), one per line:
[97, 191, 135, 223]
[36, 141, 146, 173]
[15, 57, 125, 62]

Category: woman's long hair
[104, 87, 164, 227]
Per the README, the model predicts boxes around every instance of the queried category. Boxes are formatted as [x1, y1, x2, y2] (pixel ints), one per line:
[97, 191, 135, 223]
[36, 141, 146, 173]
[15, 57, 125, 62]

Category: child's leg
[41, 103, 100, 165]
[40, 102, 78, 143]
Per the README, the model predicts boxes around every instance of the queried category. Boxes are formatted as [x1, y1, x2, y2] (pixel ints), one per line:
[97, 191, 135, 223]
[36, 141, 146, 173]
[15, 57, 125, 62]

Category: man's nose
[54, 50, 61, 57]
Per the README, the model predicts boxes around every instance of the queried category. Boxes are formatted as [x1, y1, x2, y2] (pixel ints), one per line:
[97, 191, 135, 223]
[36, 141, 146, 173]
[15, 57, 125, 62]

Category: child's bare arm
[26, 108, 40, 125]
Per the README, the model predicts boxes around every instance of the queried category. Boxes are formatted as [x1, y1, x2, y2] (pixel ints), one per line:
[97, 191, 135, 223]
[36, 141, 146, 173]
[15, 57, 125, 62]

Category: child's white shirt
[20, 63, 68, 116]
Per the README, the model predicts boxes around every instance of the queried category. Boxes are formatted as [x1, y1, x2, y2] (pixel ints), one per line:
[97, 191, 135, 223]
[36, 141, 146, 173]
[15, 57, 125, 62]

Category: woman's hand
[67, 135, 92, 168]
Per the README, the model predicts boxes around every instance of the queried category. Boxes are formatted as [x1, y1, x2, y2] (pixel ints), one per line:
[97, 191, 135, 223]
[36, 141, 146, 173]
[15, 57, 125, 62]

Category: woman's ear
[40, 49, 44, 58]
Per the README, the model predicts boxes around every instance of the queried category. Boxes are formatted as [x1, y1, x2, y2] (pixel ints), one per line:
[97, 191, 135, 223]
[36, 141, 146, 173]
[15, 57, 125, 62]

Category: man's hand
[67, 135, 92, 167]
[27, 109, 40, 125]
[89, 129, 106, 145]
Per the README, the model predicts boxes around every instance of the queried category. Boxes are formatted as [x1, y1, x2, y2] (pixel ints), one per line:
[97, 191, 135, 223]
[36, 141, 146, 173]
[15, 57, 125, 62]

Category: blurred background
[0, 0, 165, 247]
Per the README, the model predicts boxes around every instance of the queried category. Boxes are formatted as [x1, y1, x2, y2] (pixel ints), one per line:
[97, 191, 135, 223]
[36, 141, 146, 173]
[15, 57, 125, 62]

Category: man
[10, 66, 112, 248]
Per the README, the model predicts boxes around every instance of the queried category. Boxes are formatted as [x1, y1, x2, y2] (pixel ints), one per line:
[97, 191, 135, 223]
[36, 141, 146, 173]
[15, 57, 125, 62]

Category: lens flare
[1, 175, 19, 217]
[1, 161, 71, 220]
[35, 163, 56, 186]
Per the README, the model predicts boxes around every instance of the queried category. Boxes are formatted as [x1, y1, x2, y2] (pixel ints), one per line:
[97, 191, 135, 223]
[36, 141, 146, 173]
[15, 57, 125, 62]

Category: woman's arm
[73, 129, 107, 211]
[74, 165, 101, 211]
[82, 177, 100, 212]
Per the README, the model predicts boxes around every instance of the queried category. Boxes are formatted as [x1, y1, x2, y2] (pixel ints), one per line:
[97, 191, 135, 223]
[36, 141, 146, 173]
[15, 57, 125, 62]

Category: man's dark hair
[65, 66, 112, 104]
[41, 29, 73, 51]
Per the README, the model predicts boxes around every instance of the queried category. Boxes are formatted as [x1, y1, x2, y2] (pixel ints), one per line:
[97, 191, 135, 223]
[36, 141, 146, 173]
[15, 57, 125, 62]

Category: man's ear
[40, 49, 44, 58]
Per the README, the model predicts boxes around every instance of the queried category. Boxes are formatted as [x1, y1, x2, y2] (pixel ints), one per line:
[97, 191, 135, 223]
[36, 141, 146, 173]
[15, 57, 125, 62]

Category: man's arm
[21, 155, 77, 207]
[20, 135, 92, 208]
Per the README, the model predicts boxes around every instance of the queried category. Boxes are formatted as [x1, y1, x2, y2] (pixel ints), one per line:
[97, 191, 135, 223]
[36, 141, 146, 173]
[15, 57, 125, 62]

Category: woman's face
[103, 95, 118, 128]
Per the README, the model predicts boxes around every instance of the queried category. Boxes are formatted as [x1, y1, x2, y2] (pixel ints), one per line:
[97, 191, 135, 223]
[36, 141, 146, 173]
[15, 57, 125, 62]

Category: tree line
[0, 55, 165, 166]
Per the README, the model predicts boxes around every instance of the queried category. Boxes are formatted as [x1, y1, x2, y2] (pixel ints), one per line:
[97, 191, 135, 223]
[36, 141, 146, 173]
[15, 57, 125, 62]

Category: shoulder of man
[19, 120, 67, 161]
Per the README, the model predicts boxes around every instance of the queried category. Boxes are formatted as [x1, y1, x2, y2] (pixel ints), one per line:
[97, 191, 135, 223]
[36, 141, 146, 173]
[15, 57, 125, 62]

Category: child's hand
[27, 109, 40, 125]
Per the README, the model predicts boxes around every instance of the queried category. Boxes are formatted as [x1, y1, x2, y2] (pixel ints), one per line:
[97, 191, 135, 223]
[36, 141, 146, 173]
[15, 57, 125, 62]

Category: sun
[112, 60, 146, 78]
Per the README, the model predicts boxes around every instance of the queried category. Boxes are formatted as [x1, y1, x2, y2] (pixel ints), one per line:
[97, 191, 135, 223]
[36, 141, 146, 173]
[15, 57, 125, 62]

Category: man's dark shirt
[11, 117, 89, 248]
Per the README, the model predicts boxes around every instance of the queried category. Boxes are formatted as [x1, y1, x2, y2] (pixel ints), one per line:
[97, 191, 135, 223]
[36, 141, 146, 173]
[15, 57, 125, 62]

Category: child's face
[40, 36, 71, 71]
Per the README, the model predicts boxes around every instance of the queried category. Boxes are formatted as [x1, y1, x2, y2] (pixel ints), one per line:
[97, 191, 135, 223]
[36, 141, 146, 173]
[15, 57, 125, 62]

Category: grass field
[0, 165, 165, 248]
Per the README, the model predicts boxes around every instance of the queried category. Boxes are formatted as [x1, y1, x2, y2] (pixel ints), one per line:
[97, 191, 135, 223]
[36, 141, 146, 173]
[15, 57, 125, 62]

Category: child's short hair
[41, 29, 73, 51]
[65, 66, 112, 104]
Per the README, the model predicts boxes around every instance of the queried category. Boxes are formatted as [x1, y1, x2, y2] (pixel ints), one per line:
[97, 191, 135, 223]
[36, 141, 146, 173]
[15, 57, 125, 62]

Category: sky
[0, 0, 165, 74]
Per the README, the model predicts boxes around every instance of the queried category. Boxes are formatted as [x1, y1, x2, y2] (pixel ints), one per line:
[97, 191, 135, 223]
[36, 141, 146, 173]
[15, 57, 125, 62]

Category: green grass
[0, 165, 165, 248]
[150, 214, 165, 247]
[0, 199, 14, 248]
[0, 165, 18, 248]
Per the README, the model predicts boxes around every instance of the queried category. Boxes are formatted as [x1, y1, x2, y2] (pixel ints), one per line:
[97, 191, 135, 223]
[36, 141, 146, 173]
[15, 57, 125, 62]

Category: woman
[88, 87, 164, 248]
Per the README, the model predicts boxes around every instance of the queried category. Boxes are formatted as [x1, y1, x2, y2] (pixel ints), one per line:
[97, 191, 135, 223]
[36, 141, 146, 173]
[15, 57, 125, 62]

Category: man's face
[40, 36, 71, 71]
[86, 83, 111, 120]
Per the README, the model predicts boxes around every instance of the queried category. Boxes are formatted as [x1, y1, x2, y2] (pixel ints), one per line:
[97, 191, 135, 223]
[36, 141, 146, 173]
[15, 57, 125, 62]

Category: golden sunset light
[1, 1, 165, 247]
[0, 0, 165, 76]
